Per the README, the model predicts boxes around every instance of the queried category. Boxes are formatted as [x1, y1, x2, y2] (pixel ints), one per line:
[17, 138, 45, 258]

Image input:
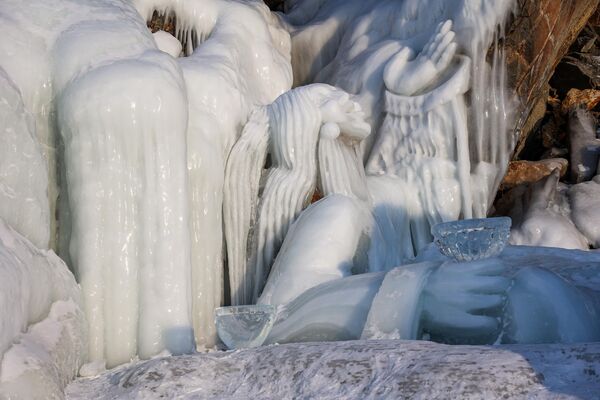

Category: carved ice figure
[245, 16, 600, 347]
[366, 21, 471, 259]
[284, 0, 516, 255]
[264, 244, 600, 346]
[224, 83, 371, 305]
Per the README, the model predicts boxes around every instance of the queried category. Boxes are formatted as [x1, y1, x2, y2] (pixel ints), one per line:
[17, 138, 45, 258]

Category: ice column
[58, 52, 193, 367]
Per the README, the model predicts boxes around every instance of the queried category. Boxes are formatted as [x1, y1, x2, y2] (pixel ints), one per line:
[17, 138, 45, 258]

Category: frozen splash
[0, 0, 520, 369]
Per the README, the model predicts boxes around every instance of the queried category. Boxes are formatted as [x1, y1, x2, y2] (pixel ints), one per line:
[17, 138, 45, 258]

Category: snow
[65, 339, 600, 399]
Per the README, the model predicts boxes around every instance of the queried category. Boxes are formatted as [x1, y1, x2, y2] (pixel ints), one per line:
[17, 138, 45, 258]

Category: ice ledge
[67, 339, 600, 399]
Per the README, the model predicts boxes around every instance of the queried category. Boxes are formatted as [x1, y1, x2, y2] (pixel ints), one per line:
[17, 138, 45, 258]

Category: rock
[65, 339, 600, 399]
[499, 158, 568, 190]
[562, 88, 600, 113]
[506, 0, 600, 156]
[263, 0, 284, 11]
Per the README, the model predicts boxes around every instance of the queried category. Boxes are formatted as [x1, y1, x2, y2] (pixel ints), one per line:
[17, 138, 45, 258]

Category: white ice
[0, 218, 85, 399]
[1, 0, 292, 367]
[0, 67, 49, 250]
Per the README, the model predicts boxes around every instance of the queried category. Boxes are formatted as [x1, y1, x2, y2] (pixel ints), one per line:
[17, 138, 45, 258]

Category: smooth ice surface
[432, 217, 511, 262]
[214, 305, 276, 349]
[0, 218, 85, 399]
[152, 30, 182, 58]
[258, 195, 375, 307]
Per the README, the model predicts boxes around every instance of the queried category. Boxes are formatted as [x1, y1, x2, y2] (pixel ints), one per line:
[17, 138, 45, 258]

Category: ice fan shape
[1, 0, 520, 368]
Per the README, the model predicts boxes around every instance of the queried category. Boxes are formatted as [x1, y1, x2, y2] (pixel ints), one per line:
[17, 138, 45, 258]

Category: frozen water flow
[215, 305, 276, 350]
[432, 217, 511, 261]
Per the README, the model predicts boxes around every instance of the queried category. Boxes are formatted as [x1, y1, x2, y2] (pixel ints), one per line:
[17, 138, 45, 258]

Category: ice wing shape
[224, 107, 270, 306]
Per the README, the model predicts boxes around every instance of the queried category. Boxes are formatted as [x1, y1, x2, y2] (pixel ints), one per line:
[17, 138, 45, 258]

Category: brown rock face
[499, 158, 568, 190]
[562, 88, 600, 112]
[505, 0, 600, 156]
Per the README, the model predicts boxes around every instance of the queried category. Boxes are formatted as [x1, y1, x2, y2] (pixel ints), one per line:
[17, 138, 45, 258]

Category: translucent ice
[431, 217, 511, 262]
[215, 305, 276, 350]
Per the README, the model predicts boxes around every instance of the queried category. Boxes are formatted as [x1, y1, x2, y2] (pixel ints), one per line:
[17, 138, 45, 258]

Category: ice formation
[280, 0, 516, 260]
[569, 108, 600, 183]
[265, 245, 600, 346]
[7, 0, 589, 377]
[224, 84, 370, 305]
[506, 170, 589, 249]
[0, 218, 85, 399]
[570, 175, 600, 248]
[1, 0, 292, 366]
[0, 68, 50, 250]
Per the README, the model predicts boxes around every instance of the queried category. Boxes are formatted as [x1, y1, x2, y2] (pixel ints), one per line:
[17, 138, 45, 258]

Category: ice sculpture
[432, 217, 511, 262]
[264, 237, 600, 346]
[0, 0, 560, 371]
[215, 305, 276, 349]
[224, 84, 370, 305]
[285, 0, 516, 257]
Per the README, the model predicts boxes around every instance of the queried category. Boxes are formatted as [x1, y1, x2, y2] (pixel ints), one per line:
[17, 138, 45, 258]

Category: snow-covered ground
[66, 339, 600, 399]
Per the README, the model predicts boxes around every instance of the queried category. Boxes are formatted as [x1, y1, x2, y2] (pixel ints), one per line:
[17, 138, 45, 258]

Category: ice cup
[431, 217, 511, 262]
[215, 304, 276, 350]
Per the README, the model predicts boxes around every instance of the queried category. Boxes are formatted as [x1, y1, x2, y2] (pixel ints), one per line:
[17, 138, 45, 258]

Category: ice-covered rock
[568, 107, 600, 183]
[504, 170, 589, 249]
[65, 339, 600, 399]
[570, 175, 600, 248]
[0, 218, 85, 399]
